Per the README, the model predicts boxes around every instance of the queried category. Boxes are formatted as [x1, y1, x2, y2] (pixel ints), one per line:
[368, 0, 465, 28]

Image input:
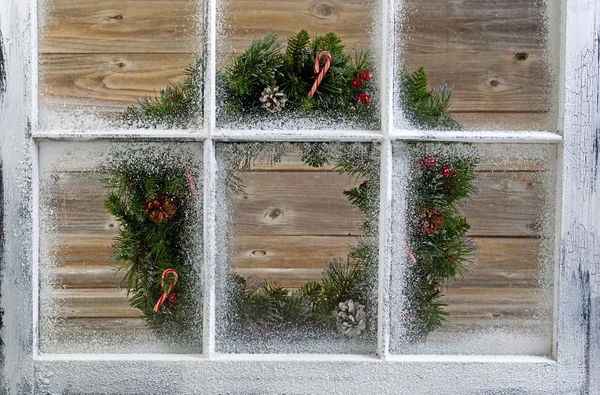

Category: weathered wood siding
[38, 0, 552, 129]
[46, 148, 551, 339]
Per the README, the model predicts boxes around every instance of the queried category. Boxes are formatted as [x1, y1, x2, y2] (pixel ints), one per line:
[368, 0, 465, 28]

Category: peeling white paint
[0, 0, 598, 393]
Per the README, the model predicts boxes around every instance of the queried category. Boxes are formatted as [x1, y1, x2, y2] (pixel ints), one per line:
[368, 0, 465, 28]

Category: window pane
[214, 142, 380, 353]
[216, 1, 380, 130]
[38, 0, 204, 129]
[390, 142, 556, 355]
[396, 0, 558, 131]
[38, 142, 203, 353]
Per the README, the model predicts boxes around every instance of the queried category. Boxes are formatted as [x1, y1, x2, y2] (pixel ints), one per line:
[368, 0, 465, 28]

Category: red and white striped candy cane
[308, 51, 332, 98]
[406, 244, 417, 264]
[153, 268, 179, 312]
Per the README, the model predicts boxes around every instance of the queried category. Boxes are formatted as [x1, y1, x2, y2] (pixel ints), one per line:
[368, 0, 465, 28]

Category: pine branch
[225, 30, 283, 97]
[123, 57, 204, 128]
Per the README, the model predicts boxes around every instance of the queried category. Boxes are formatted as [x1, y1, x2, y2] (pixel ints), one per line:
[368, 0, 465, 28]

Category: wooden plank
[50, 285, 544, 320]
[404, 51, 550, 113]
[40, 0, 200, 54]
[50, 170, 547, 238]
[50, 288, 141, 318]
[39, 53, 195, 112]
[462, 171, 547, 237]
[220, 0, 374, 58]
[234, 235, 359, 269]
[401, 0, 546, 53]
[233, 172, 365, 236]
[53, 237, 543, 289]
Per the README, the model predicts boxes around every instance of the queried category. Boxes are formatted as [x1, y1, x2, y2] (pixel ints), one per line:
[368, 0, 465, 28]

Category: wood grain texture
[39, 53, 195, 111]
[400, 0, 547, 53]
[219, 0, 374, 59]
[52, 236, 544, 289]
[404, 51, 551, 113]
[232, 171, 365, 236]
[40, 0, 201, 54]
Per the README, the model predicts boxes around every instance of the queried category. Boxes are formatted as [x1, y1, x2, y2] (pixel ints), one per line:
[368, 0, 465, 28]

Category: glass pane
[38, 0, 204, 129]
[390, 142, 556, 355]
[215, 142, 380, 353]
[216, 0, 380, 130]
[396, 0, 558, 131]
[38, 141, 203, 353]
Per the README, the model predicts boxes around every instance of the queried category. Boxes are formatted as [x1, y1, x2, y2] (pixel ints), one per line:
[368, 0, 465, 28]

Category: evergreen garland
[401, 67, 479, 337]
[103, 148, 201, 340]
[113, 60, 477, 341]
[123, 57, 204, 128]
[219, 29, 377, 128]
[406, 144, 478, 337]
[401, 66, 460, 130]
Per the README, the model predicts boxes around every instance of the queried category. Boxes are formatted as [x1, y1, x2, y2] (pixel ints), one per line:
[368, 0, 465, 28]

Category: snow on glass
[214, 142, 380, 353]
[216, 0, 381, 130]
[395, 0, 559, 131]
[389, 142, 557, 355]
[37, 0, 204, 130]
[38, 141, 203, 353]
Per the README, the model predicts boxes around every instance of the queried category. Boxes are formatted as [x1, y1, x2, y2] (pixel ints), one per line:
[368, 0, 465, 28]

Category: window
[1, 0, 598, 393]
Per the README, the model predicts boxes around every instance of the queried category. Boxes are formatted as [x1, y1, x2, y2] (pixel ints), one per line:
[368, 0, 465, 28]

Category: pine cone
[144, 195, 177, 224]
[259, 86, 287, 113]
[335, 299, 366, 338]
[418, 207, 444, 235]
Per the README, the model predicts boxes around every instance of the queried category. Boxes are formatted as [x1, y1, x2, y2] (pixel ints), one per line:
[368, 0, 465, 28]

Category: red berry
[442, 166, 451, 178]
[358, 92, 371, 107]
[167, 293, 178, 303]
[352, 77, 363, 88]
[417, 158, 425, 169]
[361, 70, 373, 81]
[425, 156, 436, 167]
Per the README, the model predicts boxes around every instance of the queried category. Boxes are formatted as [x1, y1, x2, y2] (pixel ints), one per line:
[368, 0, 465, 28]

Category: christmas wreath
[116, 47, 478, 340]
[219, 142, 380, 340]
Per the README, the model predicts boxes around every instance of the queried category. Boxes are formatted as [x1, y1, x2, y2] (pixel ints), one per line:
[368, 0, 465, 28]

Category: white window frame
[1, 0, 599, 393]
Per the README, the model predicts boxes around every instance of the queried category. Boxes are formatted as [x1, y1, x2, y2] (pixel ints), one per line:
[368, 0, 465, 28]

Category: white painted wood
[0, 1, 35, 393]
[559, 1, 600, 394]
[32, 130, 209, 141]
[0, 0, 597, 393]
[391, 130, 563, 143]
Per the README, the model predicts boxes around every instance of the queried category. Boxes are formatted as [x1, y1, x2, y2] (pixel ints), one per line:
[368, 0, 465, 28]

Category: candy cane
[308, 51, 332, 98]
[153, 268, 179, 312]
[406, 244, 417, 264]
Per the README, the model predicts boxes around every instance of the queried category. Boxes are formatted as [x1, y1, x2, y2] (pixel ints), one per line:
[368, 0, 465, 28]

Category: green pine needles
[103, 148, 201, 341]
[123, 57, 204, 128]
[401, 66, 460, 130]
[407, 144, 478, 337]
[220, 29, 377, 128]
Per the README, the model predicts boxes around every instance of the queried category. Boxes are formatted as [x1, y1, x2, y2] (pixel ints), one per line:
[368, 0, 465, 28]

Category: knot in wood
[314, 3, 335, 18]
[489, 79, 500, 87]
[252, 250, 267, 257]
[267, 208, 282, 219]
[515, 52, 528, 61]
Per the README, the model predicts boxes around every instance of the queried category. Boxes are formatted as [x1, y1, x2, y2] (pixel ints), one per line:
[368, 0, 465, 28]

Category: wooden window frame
[0, 0, 599, 393]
